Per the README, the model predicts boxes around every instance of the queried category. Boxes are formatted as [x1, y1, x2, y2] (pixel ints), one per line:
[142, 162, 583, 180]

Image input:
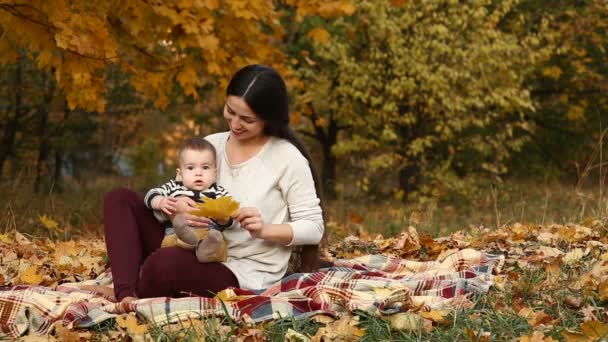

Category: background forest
[0, 0, 606, 238]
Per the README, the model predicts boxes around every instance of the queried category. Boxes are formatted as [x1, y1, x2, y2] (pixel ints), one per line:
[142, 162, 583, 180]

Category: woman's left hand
[234, 207, 266, 239]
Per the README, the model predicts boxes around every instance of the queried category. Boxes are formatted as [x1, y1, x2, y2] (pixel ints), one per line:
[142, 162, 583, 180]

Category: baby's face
[177, 149, 217, 191]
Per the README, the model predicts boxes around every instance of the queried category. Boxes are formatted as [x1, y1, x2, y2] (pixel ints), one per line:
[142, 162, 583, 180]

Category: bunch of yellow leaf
[192, 196, 240, 221]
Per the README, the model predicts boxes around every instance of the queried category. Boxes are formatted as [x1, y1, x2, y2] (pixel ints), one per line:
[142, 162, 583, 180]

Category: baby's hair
[178, 137, 217, 163]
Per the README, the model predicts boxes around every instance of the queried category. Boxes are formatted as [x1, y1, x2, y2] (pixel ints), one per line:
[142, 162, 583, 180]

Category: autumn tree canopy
[292, 0, 552, 198]
[0, 0, 354, 112]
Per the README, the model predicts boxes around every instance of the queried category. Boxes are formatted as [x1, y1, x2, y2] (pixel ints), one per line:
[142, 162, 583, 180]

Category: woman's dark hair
[227, 64, 325, 272]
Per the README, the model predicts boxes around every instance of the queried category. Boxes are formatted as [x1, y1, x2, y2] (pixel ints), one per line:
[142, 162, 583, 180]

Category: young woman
[99, 65, 324, 303]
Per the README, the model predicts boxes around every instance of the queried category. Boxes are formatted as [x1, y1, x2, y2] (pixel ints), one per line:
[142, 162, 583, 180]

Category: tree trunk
[34, 77, 56, 193]
[398, 162, 422, 196]
[51, 104, 70, 192]
[0, 59, 22, 174]
[321, 118, 339, 198]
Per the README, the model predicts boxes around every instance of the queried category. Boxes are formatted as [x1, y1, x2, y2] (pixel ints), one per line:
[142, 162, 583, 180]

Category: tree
[0, 0, 289, 112]
[507, 0, 608, 182]
[291, 0, 551, 199]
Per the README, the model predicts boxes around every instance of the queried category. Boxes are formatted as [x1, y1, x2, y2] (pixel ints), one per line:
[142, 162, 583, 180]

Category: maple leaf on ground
[464, 328, 491, 342]
[387, 312, 432, 332]
[312, 314, 365, 341]
[19, 265, 44, 285]
[520, 331, 557, 342]
[562, 321, 608, 341]
[116, 313, 148, 338]
[518, 308, 554, 328]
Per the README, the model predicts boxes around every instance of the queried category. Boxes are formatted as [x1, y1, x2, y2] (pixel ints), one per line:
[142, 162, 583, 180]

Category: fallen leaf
[563, 248, 585, 265]
[15, 231, 31, 245]
[579, 305, 600, 322]
[519, 330, 557, 341]
[464, 327, 491, 342]
[387, 312, 432, 332]
[312, 314, 364, 341]
[562, 320, 608, 341]
[598, 280, 608, 301]
[54, 325, 82, 342]
[286, 328, 310, 342]
[563, 296, 583, 309]
[116, 313, 148, 338]
[20, 265, 44, 285]
[237, 328, 265, 342]
[536, 246, 563, 258]
[518, 308, 554, 327]
[421, 310, 450, 324]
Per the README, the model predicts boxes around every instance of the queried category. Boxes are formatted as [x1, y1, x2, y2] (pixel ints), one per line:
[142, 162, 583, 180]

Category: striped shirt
[144, 180, 232, 229]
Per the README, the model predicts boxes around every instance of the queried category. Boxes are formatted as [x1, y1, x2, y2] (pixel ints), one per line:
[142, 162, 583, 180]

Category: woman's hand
[173, 197, 198, 213]
[234, 207, 266, 239]
[172, 212, 214, 229]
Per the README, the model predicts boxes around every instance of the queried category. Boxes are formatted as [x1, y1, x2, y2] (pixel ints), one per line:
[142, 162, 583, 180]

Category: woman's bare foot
[81, 284, 115, 300]
[121, 296, 137, 304]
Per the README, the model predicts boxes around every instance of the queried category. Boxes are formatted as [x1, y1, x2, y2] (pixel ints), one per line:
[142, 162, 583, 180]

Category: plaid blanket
[0, 248, 503, 338]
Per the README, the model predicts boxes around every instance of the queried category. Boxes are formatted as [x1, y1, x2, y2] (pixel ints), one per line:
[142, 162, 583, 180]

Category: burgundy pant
[103, 188, 239, 301]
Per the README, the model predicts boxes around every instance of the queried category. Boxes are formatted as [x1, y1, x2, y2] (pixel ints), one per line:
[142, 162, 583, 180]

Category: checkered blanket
[0, 248, 503, 338]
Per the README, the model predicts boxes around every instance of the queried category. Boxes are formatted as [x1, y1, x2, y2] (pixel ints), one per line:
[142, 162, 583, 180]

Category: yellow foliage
[0, 1, 353, 112]
[542, 66, 563, 80]
[308, 28, 331, 45]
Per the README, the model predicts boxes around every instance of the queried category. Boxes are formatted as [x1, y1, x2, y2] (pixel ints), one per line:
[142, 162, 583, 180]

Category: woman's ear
[176, 168, 182, 181]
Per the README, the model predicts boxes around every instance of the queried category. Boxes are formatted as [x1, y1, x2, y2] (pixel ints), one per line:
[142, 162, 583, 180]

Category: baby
[144, 137, 232, 262]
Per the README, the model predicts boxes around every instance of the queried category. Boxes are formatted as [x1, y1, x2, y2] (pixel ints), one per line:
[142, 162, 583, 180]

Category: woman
[99, 65, 324, 303]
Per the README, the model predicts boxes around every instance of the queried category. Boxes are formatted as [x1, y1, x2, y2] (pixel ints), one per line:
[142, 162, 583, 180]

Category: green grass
[327, 178, 607, 239]
[1, 173, 605, 240]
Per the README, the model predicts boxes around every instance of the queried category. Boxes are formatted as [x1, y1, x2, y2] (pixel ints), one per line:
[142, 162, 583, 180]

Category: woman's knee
[140, 248, 187, 281]
[104, 188, 138, 207]
[138, 248, 188, 297]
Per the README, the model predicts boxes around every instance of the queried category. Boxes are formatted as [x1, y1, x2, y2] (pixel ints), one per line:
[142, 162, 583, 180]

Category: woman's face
[223, 96, 266, 142]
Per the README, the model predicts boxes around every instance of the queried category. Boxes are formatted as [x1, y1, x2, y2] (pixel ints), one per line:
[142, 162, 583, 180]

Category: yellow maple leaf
[421, 310, 450, 324]
[20, 265, 44, 285]
[313, 314, 365, 340]
[116, 314, 148, 336]
[192, 196, 240, 221]
[562, 321, 608, 341]
[39, 214, 60, 232]
[389, 312, 432, 332]
[520, 331, 557, 341]
[464, 328, 491, 342]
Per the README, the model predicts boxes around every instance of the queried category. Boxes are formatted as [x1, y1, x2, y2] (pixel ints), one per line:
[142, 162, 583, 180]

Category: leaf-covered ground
[2, 217, 608, 341]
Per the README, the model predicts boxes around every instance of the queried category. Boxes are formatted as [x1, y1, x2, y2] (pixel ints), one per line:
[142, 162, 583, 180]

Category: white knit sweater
[205, 132, 324, 290]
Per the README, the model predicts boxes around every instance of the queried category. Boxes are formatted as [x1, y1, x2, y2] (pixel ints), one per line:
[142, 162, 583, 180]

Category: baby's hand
[155, 196, 178, 216]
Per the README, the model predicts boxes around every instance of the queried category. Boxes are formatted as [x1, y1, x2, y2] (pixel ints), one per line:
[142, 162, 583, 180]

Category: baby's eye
[187, 166, 195, 170]
[203, 165, 211, 170]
